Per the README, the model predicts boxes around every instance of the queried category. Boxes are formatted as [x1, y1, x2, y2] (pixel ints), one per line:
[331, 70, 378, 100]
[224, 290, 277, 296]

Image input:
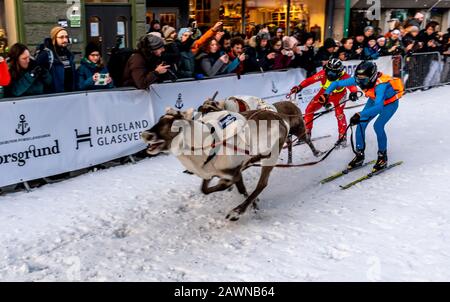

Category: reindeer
[200, 95, 322, 157]
[141, 107, 289, 221]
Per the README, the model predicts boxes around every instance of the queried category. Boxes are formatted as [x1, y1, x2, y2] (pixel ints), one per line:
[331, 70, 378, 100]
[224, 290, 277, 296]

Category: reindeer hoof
[314, 151, 324, 157]
[226, 208, 243, 221]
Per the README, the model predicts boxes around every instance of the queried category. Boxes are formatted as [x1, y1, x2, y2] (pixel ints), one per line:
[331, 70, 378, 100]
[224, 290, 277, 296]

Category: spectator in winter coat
[0, 55, 11, 98]
[377, 37, 390, 56]
[364, 37, 380, 60]
[337, 38, 359, 61]
[385, 30, 405, 56]
[77, 42, 113, 90]
[196, 38, 230, 77]
[161, 25, 181, 71]
[225, 37, 246, 75]
[244, 31, 275, 72]
[271, 36, 295, 70]
[364, 26, 376, 44]
[352, 33, 365, 60]
[176, 28, 195, 78]
[6, 43, 52, 97]
[404, 12, 425, 30]
[290, 33, 316, 77]
[122, 35, 171, 89]
[403, 26, 422, 55]
[149, 19, 162, 35]
[35, 26, 76, 93]
[314, 38, 337, 67]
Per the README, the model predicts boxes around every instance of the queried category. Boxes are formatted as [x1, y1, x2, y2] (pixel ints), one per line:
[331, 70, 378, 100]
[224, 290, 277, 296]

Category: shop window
[116, 16, 128, 49]
[85, 0, 128, 3]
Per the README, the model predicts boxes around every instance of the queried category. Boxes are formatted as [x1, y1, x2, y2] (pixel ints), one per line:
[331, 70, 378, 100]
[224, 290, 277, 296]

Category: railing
[403, 52, 450, 91]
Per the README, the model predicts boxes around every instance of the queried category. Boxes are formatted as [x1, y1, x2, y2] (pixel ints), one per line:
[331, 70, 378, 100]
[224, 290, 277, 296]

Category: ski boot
[336, 134, 347, 149]
[372, 151, 388, 173]
[347, 150, 365, 170]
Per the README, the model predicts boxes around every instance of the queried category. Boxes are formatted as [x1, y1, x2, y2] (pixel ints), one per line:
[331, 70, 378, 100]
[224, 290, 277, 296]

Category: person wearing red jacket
[290, 58, 359, 147]
[0, 56, 11, 98]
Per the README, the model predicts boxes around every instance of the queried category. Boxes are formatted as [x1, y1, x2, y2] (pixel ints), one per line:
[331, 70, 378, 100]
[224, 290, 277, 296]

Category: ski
[320, 160, 377, 184]
[339, 161, 404, 190]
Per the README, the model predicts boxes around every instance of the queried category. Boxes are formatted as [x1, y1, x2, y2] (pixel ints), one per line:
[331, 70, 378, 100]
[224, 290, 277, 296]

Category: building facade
[0, 0, 147, 59]
[331, 0, 450, 41]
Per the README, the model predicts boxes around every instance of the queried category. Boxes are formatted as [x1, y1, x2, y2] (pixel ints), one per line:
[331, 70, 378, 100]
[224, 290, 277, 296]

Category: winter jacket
[35, 38, 76, 93]
[314, 47, 334, 67]
[385, 38, 404, 56]
[290, 46, 316, 76]
[191, 28, 217, 56]
[225, 50, 245, 75]
[364, 46, 380, 60]
[244, 36, 274, 73]
[196, 51, 229, 77]
[272, 49, 293, 70]
[0, 60, 11, 98]
[122, 51, 164, 89]
[77, 57, 114, 90]
[176, 38, 195, 78]
[6, 60, 52, 97]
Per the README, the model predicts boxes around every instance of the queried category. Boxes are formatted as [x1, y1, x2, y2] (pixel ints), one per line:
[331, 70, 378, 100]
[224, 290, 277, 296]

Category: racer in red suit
[289, 58, 359, 147]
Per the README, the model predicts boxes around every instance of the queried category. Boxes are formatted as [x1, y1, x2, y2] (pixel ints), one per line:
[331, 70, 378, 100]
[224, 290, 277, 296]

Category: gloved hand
[318, 93, 329, 104]
[350, 112, 361, 125]
[290, 85, 302, 95]
[349, 92, 359, 102]
[30, 65, 43, 78]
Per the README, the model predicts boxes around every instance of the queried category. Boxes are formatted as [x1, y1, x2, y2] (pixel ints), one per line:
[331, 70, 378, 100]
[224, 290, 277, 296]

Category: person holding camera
[196, 38, 230, 77]
[225, 37, 246, 74]
[77, 42, 113, 90]
[5, 43, 52, 97]
[122, 35, 171, 89]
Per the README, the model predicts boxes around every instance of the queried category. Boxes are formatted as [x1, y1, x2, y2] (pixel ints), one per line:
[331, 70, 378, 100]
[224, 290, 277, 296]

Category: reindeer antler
[211, 91, 219, 102]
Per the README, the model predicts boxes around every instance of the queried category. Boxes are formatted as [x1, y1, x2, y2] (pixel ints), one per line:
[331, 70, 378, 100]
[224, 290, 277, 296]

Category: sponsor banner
[0, 89, 153, 187]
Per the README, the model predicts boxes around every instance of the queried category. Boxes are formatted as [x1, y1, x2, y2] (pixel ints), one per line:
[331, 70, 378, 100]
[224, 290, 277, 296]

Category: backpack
[107, 47, 134, 87]
[35, 46, 54, 70]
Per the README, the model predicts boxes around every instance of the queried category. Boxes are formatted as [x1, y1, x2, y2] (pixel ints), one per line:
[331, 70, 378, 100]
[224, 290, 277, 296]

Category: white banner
[0, 89, 154, 187]
[0, 57, 392, 187]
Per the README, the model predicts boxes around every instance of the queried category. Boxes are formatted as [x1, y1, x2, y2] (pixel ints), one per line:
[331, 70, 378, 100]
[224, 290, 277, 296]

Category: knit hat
[50, 26, 68, 45]
[324, 38, 337, 49]
[364, 26, 374, 33]
[162, 25, 176, 40]
[147, 31, 162, 38]
[178, 28, 191, 40]
[85, 42, 101, 56]
[391, 29, 401, 35]
[145, 34, 165, 50]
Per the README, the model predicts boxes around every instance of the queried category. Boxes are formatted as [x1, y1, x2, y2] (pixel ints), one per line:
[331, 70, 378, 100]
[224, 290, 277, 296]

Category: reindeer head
[141, 107, 194, 155]
[198, 91, 225, 115]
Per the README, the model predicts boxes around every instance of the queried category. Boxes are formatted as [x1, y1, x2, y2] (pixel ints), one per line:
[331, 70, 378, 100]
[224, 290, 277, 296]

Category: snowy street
[1, 86, 450, 281]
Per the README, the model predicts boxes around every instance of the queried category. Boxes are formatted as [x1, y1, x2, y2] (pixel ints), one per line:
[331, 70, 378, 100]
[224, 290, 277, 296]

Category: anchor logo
[16, 114, 31, 136]
[271, 80, 278, 94]
[175, 93, 184, 110]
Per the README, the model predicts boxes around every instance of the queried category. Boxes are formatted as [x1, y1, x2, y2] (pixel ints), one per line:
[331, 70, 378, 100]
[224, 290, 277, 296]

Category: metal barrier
[403, 52, 450, 91]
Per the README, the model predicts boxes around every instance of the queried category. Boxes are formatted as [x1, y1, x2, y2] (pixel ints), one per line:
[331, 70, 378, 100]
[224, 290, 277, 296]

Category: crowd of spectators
[1, 12, 450, 99]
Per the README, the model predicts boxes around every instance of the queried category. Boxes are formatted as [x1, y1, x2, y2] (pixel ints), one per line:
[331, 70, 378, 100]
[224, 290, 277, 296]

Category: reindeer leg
[303, 132, 323, 157]
[201, 178, 233, 195]
[226, 166, 273, 221]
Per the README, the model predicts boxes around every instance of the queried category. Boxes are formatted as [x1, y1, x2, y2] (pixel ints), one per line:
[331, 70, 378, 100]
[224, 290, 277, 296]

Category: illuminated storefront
[189, 0, 327, 42]
[0, 0, 18, 56]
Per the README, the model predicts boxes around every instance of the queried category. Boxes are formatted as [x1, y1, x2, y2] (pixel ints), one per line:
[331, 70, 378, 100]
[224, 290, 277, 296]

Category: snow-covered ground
[1, 86, 450, 282]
